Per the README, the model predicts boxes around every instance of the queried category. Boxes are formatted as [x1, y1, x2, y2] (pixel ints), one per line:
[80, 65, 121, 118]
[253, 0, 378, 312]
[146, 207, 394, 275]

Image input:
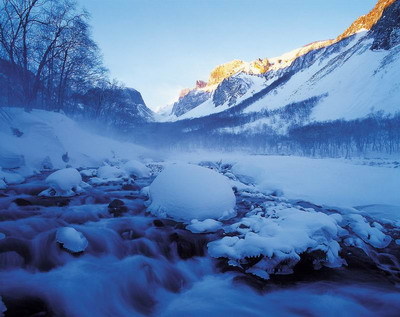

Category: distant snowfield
[169, 152, 400, 224]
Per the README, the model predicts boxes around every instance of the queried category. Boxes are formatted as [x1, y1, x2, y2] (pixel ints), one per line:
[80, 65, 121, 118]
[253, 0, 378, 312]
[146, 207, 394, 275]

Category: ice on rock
[148, 163, 236, 221]
[56, 227, 88, 253]
[39, 168, 83, 197]
[186, 219, 223, 233]
[0, 179, 6, 189]
[123, 160, 150, 178]
[345, 214, 391, 248]
[208, 207, 344, 277]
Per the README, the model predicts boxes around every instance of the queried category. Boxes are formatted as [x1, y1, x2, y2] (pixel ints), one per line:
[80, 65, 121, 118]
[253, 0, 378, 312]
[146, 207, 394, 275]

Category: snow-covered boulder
[123, 160, 150, 178]
[97, 165, 125, 179]
[148, 163, 236, 221]
[39, 168, 83, 197]
[56, 227, 88, 253]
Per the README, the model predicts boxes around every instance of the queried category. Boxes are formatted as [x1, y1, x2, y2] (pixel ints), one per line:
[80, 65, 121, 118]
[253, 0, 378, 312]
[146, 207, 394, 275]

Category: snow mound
[123, 160, 150, 178]
[97, 165, 125, 179]
[40, 168, 83, 197]
[148, 164, 236, 221]
[186, 219, 223, 233]
[56, 227, 88, 253]
[208, 207, 344, 279]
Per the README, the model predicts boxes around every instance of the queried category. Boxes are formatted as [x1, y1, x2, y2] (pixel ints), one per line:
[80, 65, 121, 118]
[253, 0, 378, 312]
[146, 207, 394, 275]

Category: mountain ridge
[165, 0, 398, 118]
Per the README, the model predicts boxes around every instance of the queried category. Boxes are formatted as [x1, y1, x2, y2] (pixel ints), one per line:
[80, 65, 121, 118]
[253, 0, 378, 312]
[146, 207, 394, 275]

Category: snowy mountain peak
[163, 0, 399, 120]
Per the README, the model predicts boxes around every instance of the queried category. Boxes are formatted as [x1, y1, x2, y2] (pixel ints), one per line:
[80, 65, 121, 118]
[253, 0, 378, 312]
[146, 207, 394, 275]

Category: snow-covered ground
[1, 109, 399, 316]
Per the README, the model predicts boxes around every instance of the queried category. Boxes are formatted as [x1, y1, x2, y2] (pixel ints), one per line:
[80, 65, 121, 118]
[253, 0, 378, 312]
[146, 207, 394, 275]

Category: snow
[230, 155, 400, 208]
[208, 207, 344, 278]
[148, 163, 236, 221]
[123, 160, 150, 178]
[172, 74, 267, 120]
[40, 168, 83, 197]
[0, 108, 154, 173]
[344, 214, 391, 248]
[97, 165, 124, 179]
[0, 169, 25, 184]
[56, 227, 88, 253]
[244, 33, 400, 121]
[186, 219, 223, 233]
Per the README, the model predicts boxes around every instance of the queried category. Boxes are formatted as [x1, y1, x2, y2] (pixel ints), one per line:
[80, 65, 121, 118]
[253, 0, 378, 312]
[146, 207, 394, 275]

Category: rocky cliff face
[338, 0, 397, 41]
[187, 0, 399, 98]
[171, 89, 211, 117]
[213, 74, 253, 107]
[370, 0, 400, 50]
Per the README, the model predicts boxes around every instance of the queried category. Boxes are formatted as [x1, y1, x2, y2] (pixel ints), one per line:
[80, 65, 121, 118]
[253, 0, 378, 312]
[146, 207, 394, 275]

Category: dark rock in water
[108, 199, 128, 217]
[169, 232, 206, 259]
[153, 219, 164, 227]
[2, 296, 52, 317]
[122, 183, 140, 191]
[12, 198, 32, 206]
[31, 197, 70, 207]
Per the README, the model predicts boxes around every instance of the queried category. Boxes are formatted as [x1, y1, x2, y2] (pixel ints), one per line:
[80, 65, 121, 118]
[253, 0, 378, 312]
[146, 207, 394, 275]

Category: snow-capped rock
[186, 219, 223, 233]
[56, 227, 88, 253]
[148, 163, 236, 221]
[97, 165, 125, 179]
[39, 168, 83, 197]
[123, 160, 150, 178]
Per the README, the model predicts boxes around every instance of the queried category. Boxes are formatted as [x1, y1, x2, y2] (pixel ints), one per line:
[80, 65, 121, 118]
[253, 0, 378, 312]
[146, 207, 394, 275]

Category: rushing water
[0, 170, 399, 316]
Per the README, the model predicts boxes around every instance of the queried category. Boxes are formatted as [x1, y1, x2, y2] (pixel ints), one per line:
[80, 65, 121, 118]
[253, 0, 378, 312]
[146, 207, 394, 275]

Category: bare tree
[0, 0, 105, 109]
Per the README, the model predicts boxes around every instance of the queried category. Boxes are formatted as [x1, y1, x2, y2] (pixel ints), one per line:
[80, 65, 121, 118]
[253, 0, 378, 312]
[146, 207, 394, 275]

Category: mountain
[76, 86, 154, 128]
[0, 57, 154, 128]
[162, 0, 399, 122]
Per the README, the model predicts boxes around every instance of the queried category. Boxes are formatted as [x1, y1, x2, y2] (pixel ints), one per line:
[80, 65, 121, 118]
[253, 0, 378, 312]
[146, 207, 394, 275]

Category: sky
[77, 0, 376, 111]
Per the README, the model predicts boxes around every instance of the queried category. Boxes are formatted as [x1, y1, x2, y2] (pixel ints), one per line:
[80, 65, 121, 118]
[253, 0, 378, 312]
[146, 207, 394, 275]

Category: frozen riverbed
[0, 160, 399, 316]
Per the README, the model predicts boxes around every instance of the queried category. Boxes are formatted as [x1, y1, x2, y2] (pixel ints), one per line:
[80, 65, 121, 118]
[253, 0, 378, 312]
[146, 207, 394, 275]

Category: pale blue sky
[78, 0, 376, 111]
